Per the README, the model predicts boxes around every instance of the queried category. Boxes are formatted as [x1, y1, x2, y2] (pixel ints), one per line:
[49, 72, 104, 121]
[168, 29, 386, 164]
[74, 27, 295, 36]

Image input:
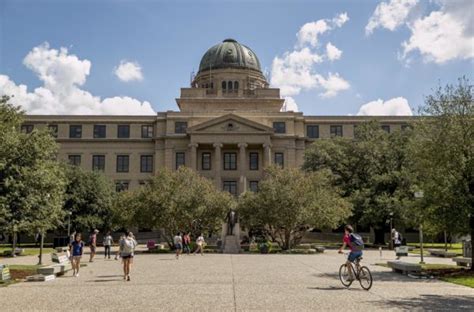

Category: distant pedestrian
[69, 231, 76, 246]
[103, 231, 113, 259]
[89, 229, 99, 262]
[392, 229, 402, 248]
[115, 234, 125, 260]
[120, 231, 137, 281]
[194, 233, 205, 256]
[174, 232, 183, 259]
[183, 232, 191, 255]
[69, 233, 84, 277]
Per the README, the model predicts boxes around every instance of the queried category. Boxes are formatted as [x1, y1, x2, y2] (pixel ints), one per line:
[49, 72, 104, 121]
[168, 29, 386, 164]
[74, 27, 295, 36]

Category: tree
[409, 77, 474, 251]
[0, 95, 66, 259]
[63, 166, 116, 233]
[303, 121, 414, 244]
[112, 167, 235, 247]
[238, 166, 351, 250]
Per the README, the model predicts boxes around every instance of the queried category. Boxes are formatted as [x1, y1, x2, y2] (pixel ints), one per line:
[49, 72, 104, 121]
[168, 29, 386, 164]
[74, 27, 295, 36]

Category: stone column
[188, 143, 198, 170]
[213, 143, 223, 189]
[263, 143, 272, 168]
[238, 143, 248, 193]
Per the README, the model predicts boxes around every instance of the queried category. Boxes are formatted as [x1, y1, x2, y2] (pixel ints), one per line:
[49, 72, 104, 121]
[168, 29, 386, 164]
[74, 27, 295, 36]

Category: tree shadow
[96, 275, 123, 278]
[307, 286, 361, 291]
[313, 270, 436, 283]
[88, 279, 121, 283]
[374, 294, 474, 311]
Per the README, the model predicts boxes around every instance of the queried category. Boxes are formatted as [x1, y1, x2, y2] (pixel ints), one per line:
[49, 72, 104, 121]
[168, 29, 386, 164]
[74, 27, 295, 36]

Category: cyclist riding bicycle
[338, 225, 364, 281]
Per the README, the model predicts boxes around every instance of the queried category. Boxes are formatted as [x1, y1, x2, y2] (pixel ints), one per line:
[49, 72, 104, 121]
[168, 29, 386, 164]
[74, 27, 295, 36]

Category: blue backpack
[350, 233, 364, 251]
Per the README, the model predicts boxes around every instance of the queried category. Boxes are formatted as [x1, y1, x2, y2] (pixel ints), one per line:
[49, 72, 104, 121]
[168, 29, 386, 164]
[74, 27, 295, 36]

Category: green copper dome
[198, 39, 262, 73]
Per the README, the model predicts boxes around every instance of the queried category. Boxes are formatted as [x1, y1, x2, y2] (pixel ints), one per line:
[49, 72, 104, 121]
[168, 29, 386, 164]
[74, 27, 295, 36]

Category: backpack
[350, 233, 364, 251]
[122, 238, 135, 254]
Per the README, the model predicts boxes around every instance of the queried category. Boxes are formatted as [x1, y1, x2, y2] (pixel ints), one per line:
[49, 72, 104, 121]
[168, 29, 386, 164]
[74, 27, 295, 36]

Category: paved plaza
[1, 249, 473, 311]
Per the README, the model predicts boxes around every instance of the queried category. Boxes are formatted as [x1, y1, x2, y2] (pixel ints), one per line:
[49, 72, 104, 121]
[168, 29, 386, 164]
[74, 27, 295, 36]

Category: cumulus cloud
[366, 0, 418, 35]
[114, 60, 143, 82]
[280, 97, 298, 112]
[357, 97, 413, 116]
[326, 42, 342, 61]
[0, 43, 155, 115]
[271, 12, 350, 108]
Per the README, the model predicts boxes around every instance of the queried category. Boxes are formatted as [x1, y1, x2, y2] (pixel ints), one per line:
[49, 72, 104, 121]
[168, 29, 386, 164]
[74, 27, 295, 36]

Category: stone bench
[395, 246, 409, 257]
[56, 246, 69, 253]
[37, 262, 72, 276]
[428, 249, 458, 258]
[2, 248, 24, 256]
[452, 257, 472, 267]
[387, 261, 422, 275]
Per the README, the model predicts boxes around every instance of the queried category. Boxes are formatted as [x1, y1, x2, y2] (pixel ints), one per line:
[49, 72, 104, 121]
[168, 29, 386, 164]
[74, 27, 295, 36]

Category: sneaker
[127, 276, 130, 281]
[72, 273, 76, 277]
[75, 273, 79, 277]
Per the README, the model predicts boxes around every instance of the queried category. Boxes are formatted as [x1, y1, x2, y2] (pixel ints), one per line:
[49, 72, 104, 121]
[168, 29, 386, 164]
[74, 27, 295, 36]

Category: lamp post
[389, 212, 394, 250]
[38, 193, 50, 265]
[414, 191, 424, 264]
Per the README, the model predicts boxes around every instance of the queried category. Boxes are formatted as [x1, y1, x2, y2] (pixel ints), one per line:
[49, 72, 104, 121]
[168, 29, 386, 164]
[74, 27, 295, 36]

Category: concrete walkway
[1, 249, 473, 311]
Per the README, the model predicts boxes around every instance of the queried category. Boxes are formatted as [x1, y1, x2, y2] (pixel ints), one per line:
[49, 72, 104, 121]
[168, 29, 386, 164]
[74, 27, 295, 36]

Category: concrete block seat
[452, 257, 472, 267]
[428, 249, 458, 258]
[387, 261, 422, 275]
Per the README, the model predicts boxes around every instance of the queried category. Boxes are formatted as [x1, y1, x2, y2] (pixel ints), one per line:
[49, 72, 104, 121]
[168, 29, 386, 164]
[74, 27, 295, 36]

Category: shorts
[348, 250, 363, 262]
[72, 255, 82, 260]
[121, 254, 134, 259]
[175, 243, 182, 250]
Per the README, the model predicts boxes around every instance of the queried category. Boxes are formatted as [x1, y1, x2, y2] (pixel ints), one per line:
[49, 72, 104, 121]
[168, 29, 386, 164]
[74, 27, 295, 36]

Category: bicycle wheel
[358, 266, 373, 291]
[339, 264, 353, 287]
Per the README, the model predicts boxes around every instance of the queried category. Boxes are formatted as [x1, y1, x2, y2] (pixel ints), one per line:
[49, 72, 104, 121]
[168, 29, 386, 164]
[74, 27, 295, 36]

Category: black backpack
[350, 233, 364, 251]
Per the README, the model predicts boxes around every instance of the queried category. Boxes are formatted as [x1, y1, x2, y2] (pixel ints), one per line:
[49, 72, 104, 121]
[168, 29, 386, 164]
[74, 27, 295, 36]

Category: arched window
[210, 82, 214, 89]
[222, 81, 226, 90]
[234, 81, 239, 90]
[228, 81, 233, 90]
[205, 83, 209, 89]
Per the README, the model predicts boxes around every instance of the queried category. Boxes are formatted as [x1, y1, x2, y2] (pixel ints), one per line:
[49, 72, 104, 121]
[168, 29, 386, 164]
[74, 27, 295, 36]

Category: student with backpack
[338, 225, 364, 281]
[120, 231, 137, 281]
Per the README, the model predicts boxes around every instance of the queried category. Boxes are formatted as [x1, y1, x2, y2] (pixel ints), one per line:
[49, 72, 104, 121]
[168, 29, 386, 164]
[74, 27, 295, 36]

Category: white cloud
[280, 97, 299, 112]
[0, 43, 155, 115]
[402, 2, 474, 64]
[366, 0, 418, 35]
[271, 13, 350, 100]
[357, 97, 412, 116]
[114, 60, 143, 82]
[315, 73, 350, 98]
[326, 42, 342, 61]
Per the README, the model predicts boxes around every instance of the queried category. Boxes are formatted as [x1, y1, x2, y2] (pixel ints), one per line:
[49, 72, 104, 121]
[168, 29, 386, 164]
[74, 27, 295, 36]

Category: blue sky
[1, 0, 473, 115]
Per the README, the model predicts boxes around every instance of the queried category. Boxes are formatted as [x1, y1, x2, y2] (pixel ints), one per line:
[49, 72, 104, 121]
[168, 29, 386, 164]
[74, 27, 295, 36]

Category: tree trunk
[373, 227, 386, 245]
[11, 229, 17, 257]
[444, 230, 447, 252]
[38, 231, 44, 265]
[470, 215, 474, 272]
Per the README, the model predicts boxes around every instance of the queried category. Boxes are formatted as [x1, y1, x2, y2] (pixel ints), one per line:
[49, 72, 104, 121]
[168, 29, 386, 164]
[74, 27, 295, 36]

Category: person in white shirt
[173, 232, 183, 260]
[194, 234, 205, 256]
[120, 232, 137, 281]
[103, 231, 113, 259]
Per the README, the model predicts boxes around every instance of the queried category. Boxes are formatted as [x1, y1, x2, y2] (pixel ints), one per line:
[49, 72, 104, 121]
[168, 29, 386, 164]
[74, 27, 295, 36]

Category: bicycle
[339, 252, 373, 290]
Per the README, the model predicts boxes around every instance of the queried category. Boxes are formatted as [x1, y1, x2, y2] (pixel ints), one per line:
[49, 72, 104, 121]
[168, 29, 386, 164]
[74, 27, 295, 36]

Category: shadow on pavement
[307, 286, 361, 291]
[89, 279, 122, 283]
[314, 271, 436, 283]
[96, 275, 123, 278]
[374, 294, 474, 311]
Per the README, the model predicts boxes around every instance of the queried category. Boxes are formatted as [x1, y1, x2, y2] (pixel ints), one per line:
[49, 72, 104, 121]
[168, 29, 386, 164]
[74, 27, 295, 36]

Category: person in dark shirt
[69, 233, 84, 277]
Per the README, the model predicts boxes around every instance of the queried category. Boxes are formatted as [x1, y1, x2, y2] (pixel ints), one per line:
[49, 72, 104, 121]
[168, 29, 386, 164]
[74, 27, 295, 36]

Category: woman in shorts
[69, 233, 84, 277]
[120, 232, 137, 281]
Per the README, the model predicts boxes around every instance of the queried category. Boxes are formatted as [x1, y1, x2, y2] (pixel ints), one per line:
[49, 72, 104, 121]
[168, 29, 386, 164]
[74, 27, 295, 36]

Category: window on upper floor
[223, 181, 237, 196]
[273, 122, 286, 134]
[274, 153, 284, 168]
[234, 81, 239, 90]
[92, 155, 105, 171]
[222, 81, 226, 90]
[140, 155, 153, 173]
[176, 152, 185, 169]
[94, 125, 106, 138]
[48, 124, 58, 138]
[224, 153, 237, 170]
[68, 155, 81, 166]
[307, 125, 319, 139]
[69, 125, 82, 138]
[117, 125, 130, 138]
[202, 152, 211, 170]
[21, 124, 34, 134]
[249, 181, 259, 192]
[116, 155, 129, 173]
[141, 125, 154, 138]
[175, 121, 188, 134]
[381, 125, 390, 133]
[249, 152, 259, 170]
[330, 125, 343, 137]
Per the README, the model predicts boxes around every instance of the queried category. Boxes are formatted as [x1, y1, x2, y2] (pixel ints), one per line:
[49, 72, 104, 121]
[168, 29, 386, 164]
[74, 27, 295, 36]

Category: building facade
[24, 39, 411, 194]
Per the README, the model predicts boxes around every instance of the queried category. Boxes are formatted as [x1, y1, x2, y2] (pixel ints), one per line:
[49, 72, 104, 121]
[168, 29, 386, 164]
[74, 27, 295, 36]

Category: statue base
[220, 222, 241, 254]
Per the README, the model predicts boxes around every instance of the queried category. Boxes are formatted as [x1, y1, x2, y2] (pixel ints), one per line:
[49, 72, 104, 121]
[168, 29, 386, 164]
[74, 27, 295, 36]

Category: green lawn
[407, 243, 462, 256]
[0, 247, 55, 257]
[441, 275, 474, 288]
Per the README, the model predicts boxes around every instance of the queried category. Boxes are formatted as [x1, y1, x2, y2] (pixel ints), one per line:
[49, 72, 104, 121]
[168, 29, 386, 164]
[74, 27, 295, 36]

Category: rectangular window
[381, 125, 390, 133]
[48, 124, 58, 138]
[69, 125, 82, 138]
[224, 152, 237, 170]
[401, 124, 411, 131]
[116, 155, 129, 172]
[20, 124, 34, 134]
[141, 125, 154, 138]
[93, 125, 106, 138]
[249, 181, 259, 192]
[273, 121, 286, 134]
[330, 125, 343, 137]
[115, 181, 129, 192]
[249, 152, 259, 170]
[307, 125, 319, 139]
[92, 155, 105, 171]
[140, 155, 153, 173]
[175, 152, 185, 169]
[223, 181, 237, 196]
[274, 153, 284, 168]
[175, 121, 188, 134]
[68, 155, 81, 166]
[117, 125, 130, 138]
[202, 152, 211, 170]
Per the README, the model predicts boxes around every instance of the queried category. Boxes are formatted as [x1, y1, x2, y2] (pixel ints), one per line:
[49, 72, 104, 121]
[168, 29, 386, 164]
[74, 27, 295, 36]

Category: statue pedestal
[220, 222, 241, 254]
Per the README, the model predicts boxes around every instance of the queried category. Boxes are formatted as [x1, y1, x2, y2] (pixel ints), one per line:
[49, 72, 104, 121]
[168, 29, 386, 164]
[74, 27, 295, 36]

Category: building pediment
[187, 114, 274, 134]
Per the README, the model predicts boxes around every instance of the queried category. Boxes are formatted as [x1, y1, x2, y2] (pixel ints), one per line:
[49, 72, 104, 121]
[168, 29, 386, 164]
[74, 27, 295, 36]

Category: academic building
[24, 39, 411, 194]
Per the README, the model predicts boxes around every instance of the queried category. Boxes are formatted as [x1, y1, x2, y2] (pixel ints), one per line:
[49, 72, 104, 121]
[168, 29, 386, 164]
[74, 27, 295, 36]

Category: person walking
[183, 232, 191, 255]
[115, 234, 125, 260]
[174, 232, 183, 260]
[69, 233, 84, 277]
[194, 233, 205, 256]
[120, 231, 137, 281]
[392, 229, 402, 248]
[89, 229, 99, 262]
[103, 231, 113, 260]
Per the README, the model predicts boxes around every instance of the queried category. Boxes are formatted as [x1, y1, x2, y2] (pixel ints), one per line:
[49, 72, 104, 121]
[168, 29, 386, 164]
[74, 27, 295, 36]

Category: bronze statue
[226, 209, 238, 235]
